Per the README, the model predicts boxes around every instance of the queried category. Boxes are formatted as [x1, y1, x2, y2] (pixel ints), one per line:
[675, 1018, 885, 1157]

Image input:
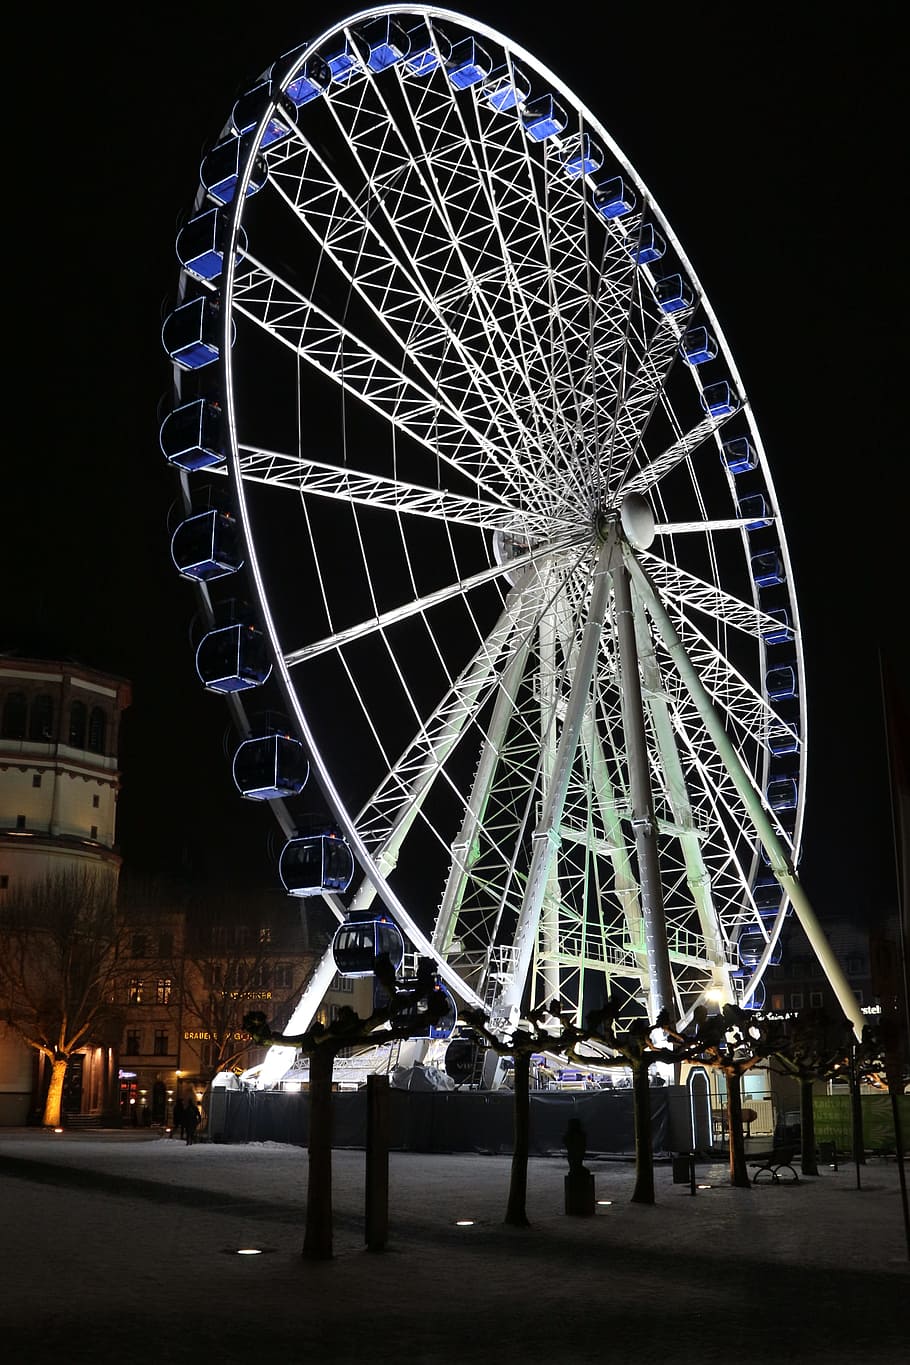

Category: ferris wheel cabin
[177, 208, 247, 282]
[680, 327, 718, 366]
[392, 977, 458, 1040]
[331, 911, 405, 977]
[200, 135, 269, 206]
[282, 54, 331, 106]
[721, 437, 758, 474]
[170, 510, 243, 582]
[627, 223, 666, 265]
[762, 608, 794, 645]
[231, 83, 294, 149]
[592, 177, 636, 220]
[484, 65, 531, 112]
[159, 399, 224, 472]
[161, 297, 233, 372]
[195, 624, 272, 694]
[233, 734, 309, 801]
[279, 834, 355, 897]
[353, 16, 411, 71]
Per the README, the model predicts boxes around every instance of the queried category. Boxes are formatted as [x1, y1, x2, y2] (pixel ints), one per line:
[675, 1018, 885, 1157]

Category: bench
[748, 1146, 799, 1184]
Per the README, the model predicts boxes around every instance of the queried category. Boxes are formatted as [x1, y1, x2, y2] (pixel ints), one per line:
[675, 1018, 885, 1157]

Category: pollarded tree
[682, 1004, 771, 1188]
[0, 870, 124, 1127]
[244, 956, 450, 1260]
[769, 1008, 853, 1175]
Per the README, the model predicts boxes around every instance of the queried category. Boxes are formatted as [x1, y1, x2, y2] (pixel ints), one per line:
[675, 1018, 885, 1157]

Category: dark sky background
[7, 4, 906, 926]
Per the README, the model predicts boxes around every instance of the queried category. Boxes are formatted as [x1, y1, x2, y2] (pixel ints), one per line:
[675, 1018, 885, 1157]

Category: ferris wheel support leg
[611, 555, 676, 1024]
[625, 548, 866, 1040]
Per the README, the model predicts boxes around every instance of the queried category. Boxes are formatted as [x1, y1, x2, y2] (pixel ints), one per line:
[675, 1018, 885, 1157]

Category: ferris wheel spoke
[638, 551, 784, 639]
[613, 405, 735, 501]
[654, 518, 775, 534]
[267, 136, 551, 482]
[229, 258, 527, 503]
[236, 444, 563, 535]
[283, 535, 579, 667]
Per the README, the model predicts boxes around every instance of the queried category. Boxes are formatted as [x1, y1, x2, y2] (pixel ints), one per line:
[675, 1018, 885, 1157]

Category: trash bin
[672, 1153, 694, 1184]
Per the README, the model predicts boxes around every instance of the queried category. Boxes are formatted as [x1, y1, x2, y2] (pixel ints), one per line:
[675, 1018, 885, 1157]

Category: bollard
[672, 1151, 697, 1194]
[564, 1117, 596, 1216]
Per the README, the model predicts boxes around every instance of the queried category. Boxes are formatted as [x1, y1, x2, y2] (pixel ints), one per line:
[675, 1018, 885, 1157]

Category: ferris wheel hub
[619, 494, 656, 550]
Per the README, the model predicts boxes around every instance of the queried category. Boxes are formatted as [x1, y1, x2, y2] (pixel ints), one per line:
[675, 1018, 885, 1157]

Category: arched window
[28, 694, 54, 741]
[88, 706, 107, 754]
[69, 700, 86, 748]
[1, 692, 27, 739]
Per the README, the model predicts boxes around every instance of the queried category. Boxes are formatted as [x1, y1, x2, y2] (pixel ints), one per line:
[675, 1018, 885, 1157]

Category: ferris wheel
[162, 6, 864, 1079]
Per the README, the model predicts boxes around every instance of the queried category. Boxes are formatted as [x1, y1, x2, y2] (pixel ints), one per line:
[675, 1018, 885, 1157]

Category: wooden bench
[748, 1146, 799, 1184]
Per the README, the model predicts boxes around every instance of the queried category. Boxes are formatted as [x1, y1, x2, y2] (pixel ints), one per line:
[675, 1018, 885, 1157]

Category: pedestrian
[184, 1099, 200, 1146]
[173, 1096, 185, 1140]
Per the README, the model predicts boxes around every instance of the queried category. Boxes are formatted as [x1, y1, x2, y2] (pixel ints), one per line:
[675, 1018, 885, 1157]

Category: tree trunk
[43, 1057, 68, 1128]
[303, 1044, 335, 1260]
[631, 1059, 655, 1205]
[725, 1067, 751, 1188]
[800, 1076, 819, 1175]
[505, 1051, 531, 1226]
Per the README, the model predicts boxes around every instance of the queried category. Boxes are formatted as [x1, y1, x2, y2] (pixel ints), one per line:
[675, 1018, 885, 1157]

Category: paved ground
[0, 1127, 906, 1365]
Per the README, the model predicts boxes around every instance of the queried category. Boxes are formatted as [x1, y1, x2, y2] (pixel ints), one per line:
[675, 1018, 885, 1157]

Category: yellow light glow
[705, 988, 725, 1003]
[54, 1128, 64, 1134]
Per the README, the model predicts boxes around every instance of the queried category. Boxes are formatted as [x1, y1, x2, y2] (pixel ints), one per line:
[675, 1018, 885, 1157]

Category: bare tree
[769, 1008, 853, 1175]
[680, 1005, 770, 1188]
[0, 870, 124, 1127]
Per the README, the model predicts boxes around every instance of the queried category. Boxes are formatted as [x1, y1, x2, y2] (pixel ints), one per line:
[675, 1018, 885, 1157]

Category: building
[0, 655, 132, 1124]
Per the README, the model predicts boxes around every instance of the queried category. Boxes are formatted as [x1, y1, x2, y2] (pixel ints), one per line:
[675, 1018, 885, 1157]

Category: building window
[259, 926, 272, 944]
[159, 931, 173, 957]
[68, 701, 86, 748]
[847, 956, 865, 976]
[273, 963, 293, 990]
[331, 973, 354, 994]
[125, 1030, 140, 1055]
[32, 773, 42, 788]
[790, 992, 804, 1011]
[1, 692, 27, 739]
[156, 979, 172, 1005]
[853, 989, 864, 1006]
[0, 875, 9, 890]
[128, 979, 143, 1004]
[88, 707, 107, 754]
[28, 695, 54, 741]
[235, 925, 251, 948]
[15, 815, 26, 830]
[153, 1030, 169, 1056]
[810, 991, 823, 1008]
[90, 825, 98, 840]
[771, 993, 785, 1011]
[132, 934, 147, 958]
[201, 1042, 220, 1071]
[92, 794, 100, 809]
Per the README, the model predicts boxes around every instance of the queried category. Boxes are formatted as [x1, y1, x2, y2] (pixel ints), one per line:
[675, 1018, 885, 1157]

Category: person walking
[184, 1099, 200, 1146]
[173, 1096, 186, 1140]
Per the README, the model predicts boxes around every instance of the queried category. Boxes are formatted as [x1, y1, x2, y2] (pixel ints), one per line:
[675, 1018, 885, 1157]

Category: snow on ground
[0, 1129, 905, 1365]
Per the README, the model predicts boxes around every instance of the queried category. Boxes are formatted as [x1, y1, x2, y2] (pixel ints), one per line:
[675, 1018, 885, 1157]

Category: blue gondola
[176, 208, 247, 283]
[655, 274, 694, 314]
[592, 176, 636, 220]
[522, 93, 568, 141]
[233, 733, 309, 800]
[762, 607, 794, 645]
[738, 931, 782, 968]
[200, 136, 269, 206]
[284, 54, 331, 106]
[627, 223, 666, 265]
[737, 494, 773, 530]
[767, 776, 798, 810]
[331, 910, 405, 977]
[680, 327, 718, 366]
[231, 82, 293, 148]
[195, 624, 271, 694]
[721, 436, 757, 474]
[354, 16, 411, 71]
[736, 975, 766, 1010]
[753, 875, 782, 911]
[325, 39, 361, 83]
[393, 976, 457, 1039]
[766, 665, 797, 700]
[404, 22, 448, 75]
[751, 550, 786, 587]
[279, 833, 355, 896]
[562, 133, 604, 178]
[769, 726, 799, 755]
[161, 297, 234, 372]
[700, 381, 740, 417]
[446, 37, 491, 89]
[484, 65, 531, 112]
[159, 399, 224, 471]
[171, 510, 243, 582]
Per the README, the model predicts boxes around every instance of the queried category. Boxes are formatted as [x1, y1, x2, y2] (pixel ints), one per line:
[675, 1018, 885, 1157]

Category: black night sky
[7, 5, 906, 924]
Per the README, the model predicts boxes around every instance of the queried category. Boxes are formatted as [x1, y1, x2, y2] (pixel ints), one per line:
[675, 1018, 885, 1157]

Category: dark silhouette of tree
[768, 1008, 852, 1175]
[680, 1005, 770, 1188]
[0, 871, 125, 1127]
[244, 957, 448, 1259]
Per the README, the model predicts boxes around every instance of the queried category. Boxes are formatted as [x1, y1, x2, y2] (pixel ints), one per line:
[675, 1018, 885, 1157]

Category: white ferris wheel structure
[162, 6, 864, 1087]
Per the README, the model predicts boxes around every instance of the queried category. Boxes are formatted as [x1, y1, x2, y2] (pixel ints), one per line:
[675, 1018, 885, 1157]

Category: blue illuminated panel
[176, 209, 247, 283]
[232, 82, 293, 148]
[484, 66, 530, 112]
[680, 327, 718, 365]
[627, 224, 666, 265]
[721, 437, 757, 474]
[655, 274, 694, 313]
[769, 727, 799, 755]
[161, 297, 230, 372]
[200, 136, 268, 206]
[286, 55, 331, 106]
[563, 133, 604, 178]
[171, 510, 243, 582]
[326, 41, 360, 83]
[762, 608, 794, 644]
[354, 17, 410, 71]
[737, 494, 773, 530]
[405, 22, 445, 75]
[751, 550, 785, 587]
[766, 665, 797, 700]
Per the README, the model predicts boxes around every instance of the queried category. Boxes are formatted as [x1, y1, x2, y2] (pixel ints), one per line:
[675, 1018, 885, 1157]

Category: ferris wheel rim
[179, 4, 807, 1025]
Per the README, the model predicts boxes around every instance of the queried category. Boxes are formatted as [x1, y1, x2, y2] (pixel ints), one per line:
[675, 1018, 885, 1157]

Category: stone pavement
[0, 1128, 906, 1365]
